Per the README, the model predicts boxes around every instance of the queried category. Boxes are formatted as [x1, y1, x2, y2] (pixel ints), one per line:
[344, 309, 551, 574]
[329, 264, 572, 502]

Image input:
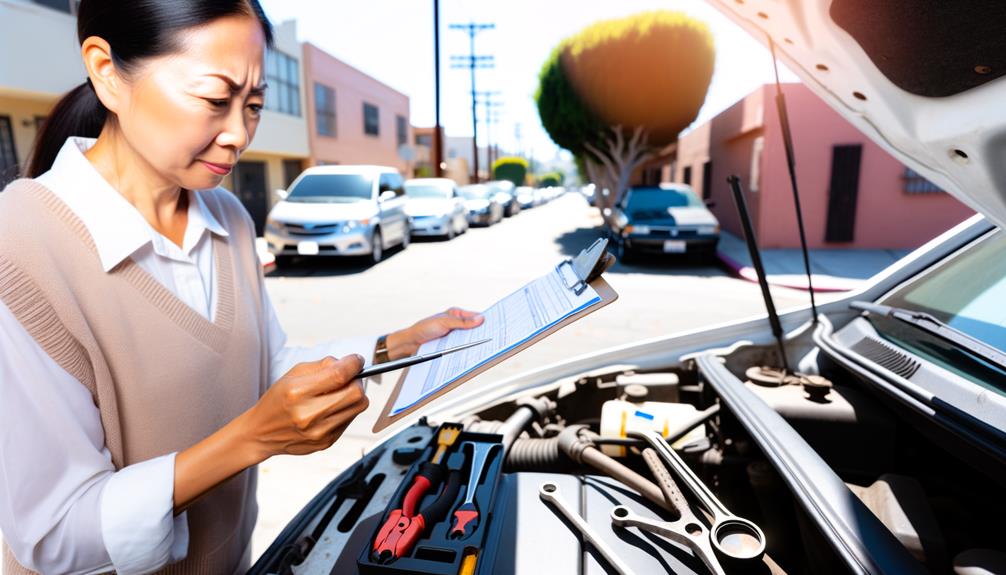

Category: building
[669, 83, 973, 250]
[412, 126, 470, 183]
[303, 43, 411, 175]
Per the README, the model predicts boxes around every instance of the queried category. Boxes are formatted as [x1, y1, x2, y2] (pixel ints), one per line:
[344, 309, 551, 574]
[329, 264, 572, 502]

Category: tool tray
[357, 424, 505, 575]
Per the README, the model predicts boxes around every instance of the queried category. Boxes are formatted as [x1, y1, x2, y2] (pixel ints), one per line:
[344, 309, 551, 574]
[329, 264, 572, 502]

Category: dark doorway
[282, 159, 303, 188]
[0, 116, 18, 189]
[682, 165, 692, 186]
[233, 160, 269, 236]
[824, 144, 863, 243]
[701, 161, 713, 199]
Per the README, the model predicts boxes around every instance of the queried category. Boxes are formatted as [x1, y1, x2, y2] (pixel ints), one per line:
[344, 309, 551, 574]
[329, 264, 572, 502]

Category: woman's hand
[384, 307, 485, 360]
[242, 354, 369, 459]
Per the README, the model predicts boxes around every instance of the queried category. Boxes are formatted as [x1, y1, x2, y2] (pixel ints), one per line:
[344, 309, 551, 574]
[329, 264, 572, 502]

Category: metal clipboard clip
[555, 238, 610, 296]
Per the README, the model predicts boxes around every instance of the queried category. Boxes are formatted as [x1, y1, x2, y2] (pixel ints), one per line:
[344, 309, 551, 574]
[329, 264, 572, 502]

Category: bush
[492, 156, 529, 187]
[538, 172, 564, 187]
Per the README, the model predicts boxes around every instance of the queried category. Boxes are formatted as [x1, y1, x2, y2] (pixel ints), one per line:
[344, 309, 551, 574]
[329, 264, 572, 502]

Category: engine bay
[250, 327, 1006, 575]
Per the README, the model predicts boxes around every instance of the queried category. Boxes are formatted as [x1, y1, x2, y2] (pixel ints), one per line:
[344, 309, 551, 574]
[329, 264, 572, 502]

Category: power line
[449, 21, 495, 183]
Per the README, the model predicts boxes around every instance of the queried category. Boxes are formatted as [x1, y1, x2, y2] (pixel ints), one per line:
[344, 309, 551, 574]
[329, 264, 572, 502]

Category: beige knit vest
[0, 179, 269, 575]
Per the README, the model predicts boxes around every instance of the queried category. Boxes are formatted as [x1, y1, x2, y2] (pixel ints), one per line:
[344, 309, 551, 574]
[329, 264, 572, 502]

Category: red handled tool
[450, 442, 499, 539]
[372, 468, 461, 563]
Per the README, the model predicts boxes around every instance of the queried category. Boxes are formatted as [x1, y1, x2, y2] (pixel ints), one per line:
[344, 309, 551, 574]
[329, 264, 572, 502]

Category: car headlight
[340, 219, 369, 233]
[697, 225, 719, 235]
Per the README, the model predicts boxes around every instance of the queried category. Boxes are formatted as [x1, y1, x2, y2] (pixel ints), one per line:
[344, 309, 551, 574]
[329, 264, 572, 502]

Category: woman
[0, 2, 483, 574]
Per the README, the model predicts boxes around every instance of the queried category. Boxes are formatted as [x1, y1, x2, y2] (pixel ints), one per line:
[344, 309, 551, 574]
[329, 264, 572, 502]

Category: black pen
[356, 338, 493, 379]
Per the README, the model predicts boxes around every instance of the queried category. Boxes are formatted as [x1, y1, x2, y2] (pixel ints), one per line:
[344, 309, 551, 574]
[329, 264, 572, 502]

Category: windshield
[405, 184, 452, 199]
[460, 186, 492, 200]
[624, 188, 702, 219]
[871, 230, 1006, 390]
[287, 174, 374, 203]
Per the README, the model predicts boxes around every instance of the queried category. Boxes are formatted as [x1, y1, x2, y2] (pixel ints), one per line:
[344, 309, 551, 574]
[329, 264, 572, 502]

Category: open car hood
[706, 0, 1006, 229]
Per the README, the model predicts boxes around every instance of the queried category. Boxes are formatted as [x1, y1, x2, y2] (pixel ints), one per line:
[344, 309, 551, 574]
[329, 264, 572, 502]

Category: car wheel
[616, 239, 634, 264]
[369, 229, 383, 264]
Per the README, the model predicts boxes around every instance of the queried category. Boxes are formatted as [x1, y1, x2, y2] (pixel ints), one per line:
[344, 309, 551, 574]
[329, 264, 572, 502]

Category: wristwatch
[374, 334, 390, 364]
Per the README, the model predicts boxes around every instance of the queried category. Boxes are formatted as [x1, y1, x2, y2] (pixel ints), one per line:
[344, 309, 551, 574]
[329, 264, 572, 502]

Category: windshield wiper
[850, 301, 1006, 371]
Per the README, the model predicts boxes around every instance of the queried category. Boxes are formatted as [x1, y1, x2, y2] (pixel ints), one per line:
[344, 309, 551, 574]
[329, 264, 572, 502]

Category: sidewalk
[716, 231, 909, 292]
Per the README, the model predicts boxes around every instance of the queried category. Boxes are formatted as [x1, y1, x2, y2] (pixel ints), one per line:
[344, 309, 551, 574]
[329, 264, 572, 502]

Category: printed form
[389, 267, 602, 415]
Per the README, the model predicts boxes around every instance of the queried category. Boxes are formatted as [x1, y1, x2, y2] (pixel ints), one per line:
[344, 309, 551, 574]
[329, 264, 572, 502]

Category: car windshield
[287, 174, 373, 203]
[624, 187, 702, 219]
[405, 184, 452, 199]
[460, 186, 492, 200]
[870, 229, 1006, 391]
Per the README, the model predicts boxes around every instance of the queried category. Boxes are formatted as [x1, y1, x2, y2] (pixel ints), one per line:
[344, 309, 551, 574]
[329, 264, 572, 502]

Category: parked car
[459, 184, 504, 226]
[515, 186, 536, 209]
[610, 183, 720, 261]
[488, 180, 521, 217]
[264, 165, 409, 265]
[403, 178, 469, 240]
[253, 3, 1006, 575]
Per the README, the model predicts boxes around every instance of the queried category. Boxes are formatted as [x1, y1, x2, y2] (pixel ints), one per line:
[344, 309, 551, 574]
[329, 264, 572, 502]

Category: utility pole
[450, 22, 494, 183]
[432, 0, 443, 177]
[475, 90, 502, 174]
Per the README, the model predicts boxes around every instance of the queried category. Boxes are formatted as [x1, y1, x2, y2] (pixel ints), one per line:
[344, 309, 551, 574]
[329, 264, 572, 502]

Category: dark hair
[26, 0, 274, 178]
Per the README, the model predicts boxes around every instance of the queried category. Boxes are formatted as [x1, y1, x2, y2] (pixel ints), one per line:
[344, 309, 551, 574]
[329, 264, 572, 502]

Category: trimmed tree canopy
[492, 156, 529, 187]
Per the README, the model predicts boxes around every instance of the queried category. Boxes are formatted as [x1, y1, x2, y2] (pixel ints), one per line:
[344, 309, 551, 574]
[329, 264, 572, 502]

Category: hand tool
[449, 441, 499, 538]
[372, 424, 463, 562]
[628, 429, 766, 565]
[610, 448, 726, 575]
[372, 469, 462, 563]
[539, 482, 637, 575]
[357, 338, 492, 379]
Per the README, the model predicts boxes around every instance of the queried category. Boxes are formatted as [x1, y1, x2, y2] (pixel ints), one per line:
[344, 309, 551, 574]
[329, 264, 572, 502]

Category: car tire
[369, 229, 383, 264]
[616, 239, 634, 264]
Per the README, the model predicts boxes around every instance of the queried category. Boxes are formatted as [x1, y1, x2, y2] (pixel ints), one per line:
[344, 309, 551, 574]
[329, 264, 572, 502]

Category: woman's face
[96, 15, 268, 191]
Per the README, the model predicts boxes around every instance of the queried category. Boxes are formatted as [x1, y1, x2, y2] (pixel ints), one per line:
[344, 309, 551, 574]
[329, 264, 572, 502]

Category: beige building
[0, 1, 312, 234]
[302, 43, 411, 175]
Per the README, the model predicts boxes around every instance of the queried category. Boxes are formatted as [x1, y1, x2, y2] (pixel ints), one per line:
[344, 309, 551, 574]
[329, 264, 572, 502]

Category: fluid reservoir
[599, 400, 706, 457]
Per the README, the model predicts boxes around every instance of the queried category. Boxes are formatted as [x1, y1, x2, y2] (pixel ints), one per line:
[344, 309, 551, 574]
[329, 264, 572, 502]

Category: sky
[257, 0, 797, 162]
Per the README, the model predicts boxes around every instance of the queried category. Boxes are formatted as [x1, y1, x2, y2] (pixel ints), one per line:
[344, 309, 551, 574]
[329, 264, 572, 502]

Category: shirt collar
[36, 136, 228, 272]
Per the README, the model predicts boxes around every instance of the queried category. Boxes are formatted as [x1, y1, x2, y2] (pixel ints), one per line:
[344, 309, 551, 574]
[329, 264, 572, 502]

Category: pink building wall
[675, 84, 973, 250]
[303, 43, 411, 173]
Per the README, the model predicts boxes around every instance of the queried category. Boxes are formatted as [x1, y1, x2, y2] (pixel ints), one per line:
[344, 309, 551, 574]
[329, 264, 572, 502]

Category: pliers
[372, 461, 462, 563]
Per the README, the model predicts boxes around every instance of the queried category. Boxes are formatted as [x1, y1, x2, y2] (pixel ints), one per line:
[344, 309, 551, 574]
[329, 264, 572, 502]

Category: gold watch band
[374, 334, 390, 364]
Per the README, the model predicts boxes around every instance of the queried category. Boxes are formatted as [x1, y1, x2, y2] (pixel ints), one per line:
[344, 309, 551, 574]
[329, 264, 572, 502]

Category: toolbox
[357, 423, 506, 575]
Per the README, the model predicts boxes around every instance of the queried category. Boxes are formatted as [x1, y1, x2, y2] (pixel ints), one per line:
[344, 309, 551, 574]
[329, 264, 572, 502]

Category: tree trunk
[583, 125, 654, 229]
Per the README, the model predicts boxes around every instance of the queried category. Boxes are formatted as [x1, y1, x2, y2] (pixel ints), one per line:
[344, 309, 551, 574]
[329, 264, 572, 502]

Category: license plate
[663, 240, 687, 253]
[297, 241, 320, 255]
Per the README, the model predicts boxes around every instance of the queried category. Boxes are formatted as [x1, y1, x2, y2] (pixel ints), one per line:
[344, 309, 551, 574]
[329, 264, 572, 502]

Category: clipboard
[372, 239, 618, 432]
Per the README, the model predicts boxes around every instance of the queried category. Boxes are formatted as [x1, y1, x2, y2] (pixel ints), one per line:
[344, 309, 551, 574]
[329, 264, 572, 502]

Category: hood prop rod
[769, 37, 819, 323]
[727, 175, 790, 373]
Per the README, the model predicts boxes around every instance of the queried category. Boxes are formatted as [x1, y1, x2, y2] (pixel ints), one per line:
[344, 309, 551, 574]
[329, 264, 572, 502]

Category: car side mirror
[379, 190, 397, 202]
[274, 188, 289, 200]
[704, 199, 716, 209]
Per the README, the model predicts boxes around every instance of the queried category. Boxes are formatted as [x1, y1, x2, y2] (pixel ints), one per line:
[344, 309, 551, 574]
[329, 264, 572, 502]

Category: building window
[701, 161, 713, 200]
[0, 116, 18, 188]
[396, 115, 408, 147]
[265, 48, 300, 117]
[416, 134, 433, 147]
[682, 165, 692, 186]
[314, 83, 336, 137]
[750, 136, 764, 192]
[903, 167, 944, 194]
[363, 103, 380, 136]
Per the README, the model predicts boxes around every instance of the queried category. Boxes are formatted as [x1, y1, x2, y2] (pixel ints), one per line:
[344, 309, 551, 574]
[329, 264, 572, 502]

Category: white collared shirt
[0, 137, 376, 575]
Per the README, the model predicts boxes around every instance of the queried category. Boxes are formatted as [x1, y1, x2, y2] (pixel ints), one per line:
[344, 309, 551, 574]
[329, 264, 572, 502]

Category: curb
[716, 250, 856, 293]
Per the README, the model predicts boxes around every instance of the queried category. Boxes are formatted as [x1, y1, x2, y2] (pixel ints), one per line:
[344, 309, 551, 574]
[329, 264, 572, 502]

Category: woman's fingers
[294, 354, 365, 396]
[446, 307, 484, 327]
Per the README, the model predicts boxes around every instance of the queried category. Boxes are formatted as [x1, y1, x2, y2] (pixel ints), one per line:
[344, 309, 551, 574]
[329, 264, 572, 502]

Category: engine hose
[507, 436, 562, 471]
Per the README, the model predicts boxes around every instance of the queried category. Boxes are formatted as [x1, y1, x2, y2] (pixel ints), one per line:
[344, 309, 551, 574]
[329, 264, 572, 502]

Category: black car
[611, 184, 720, 261]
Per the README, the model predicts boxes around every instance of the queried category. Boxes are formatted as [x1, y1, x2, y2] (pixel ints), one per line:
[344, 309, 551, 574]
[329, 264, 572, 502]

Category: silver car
[264, 165, 409, 265]
[404, 178, 469, 240]
[460, 184, 504, 226]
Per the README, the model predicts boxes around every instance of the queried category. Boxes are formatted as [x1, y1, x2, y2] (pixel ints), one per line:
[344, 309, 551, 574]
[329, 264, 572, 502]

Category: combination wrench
[539, 482, 637, 575]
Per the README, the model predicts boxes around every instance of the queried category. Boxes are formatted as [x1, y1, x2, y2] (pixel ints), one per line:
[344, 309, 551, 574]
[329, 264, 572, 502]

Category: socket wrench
[539, 482, 637, 575]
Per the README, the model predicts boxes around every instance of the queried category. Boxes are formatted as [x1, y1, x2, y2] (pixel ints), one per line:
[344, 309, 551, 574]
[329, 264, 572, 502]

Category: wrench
[450, 442, 498, 538]
[539, 482, 637, 575]
[629, 429, 766, 564]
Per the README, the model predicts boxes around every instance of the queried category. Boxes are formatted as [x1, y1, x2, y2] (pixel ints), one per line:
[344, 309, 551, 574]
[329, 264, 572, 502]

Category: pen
[356, 338, 493, 379]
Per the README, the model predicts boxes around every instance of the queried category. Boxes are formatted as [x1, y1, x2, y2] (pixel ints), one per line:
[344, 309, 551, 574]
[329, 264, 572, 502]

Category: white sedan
[403, 178, 469, 240]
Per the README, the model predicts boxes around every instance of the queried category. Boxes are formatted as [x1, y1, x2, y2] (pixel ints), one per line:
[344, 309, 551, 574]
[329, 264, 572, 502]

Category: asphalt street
[250, 192, 814, 560]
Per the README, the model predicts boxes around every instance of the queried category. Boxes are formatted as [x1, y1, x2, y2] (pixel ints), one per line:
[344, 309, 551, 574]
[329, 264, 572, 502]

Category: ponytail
[26, 80, 108, 178]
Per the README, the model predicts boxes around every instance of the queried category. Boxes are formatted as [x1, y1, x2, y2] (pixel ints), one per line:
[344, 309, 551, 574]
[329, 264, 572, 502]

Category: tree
[492, 156, 529, 187]
[536, 11, 715, 223]
[538, 172, 564, 187]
